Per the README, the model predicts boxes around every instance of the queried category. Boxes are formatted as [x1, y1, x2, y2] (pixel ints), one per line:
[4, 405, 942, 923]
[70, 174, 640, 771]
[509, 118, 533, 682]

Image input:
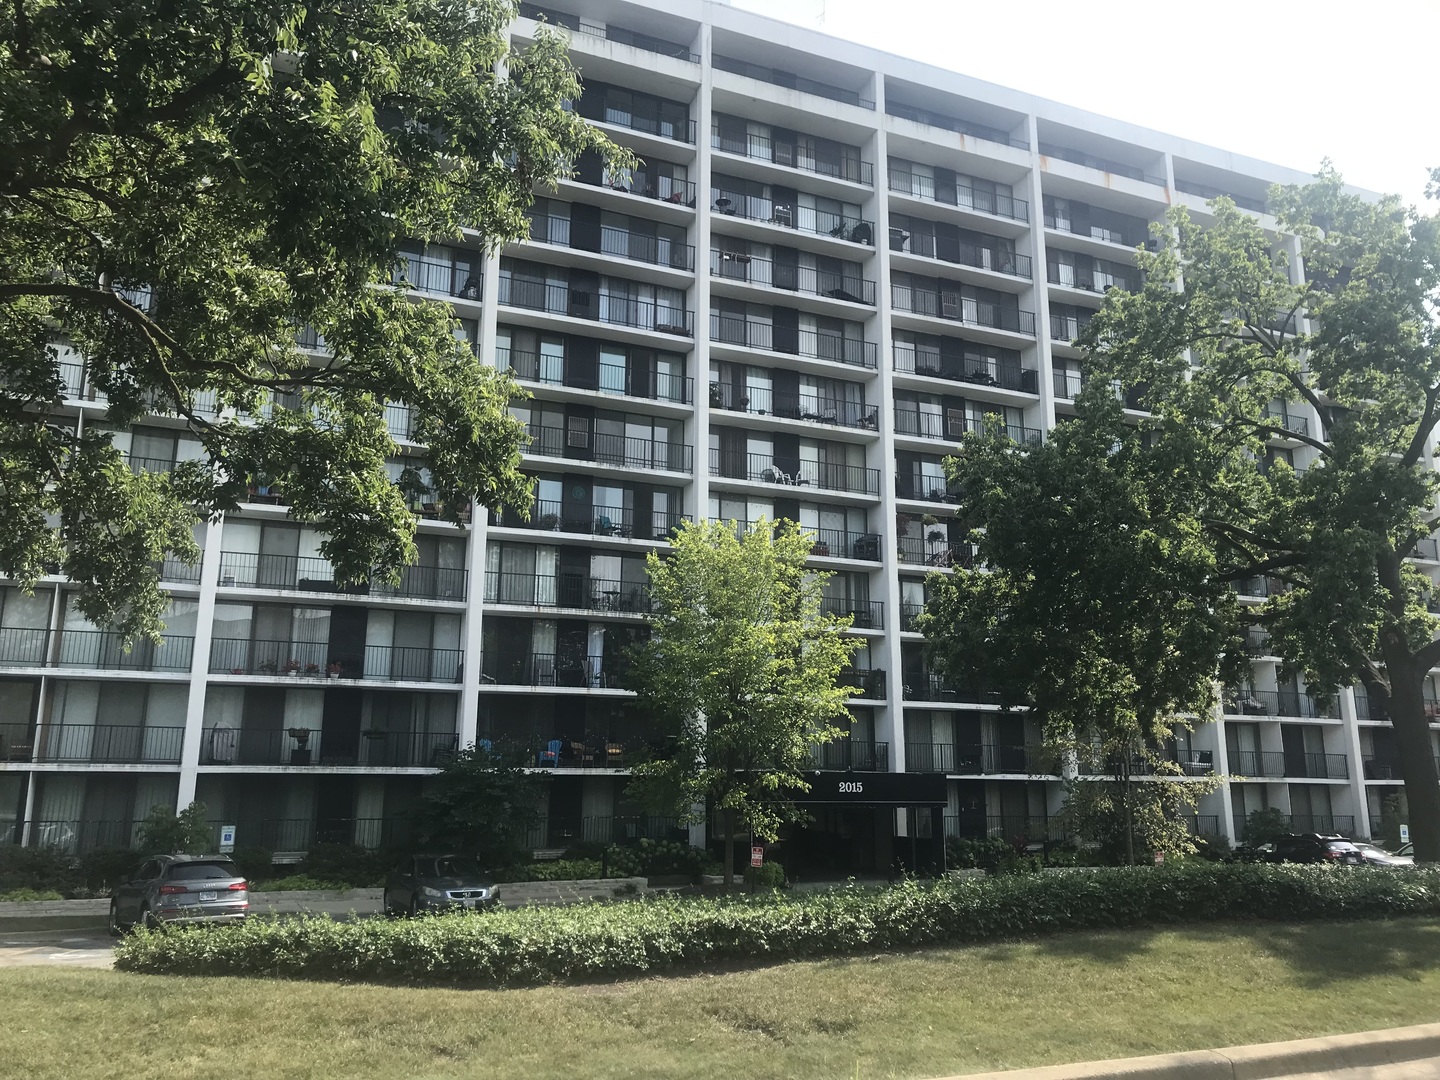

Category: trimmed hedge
[115, 863, 1440, 987]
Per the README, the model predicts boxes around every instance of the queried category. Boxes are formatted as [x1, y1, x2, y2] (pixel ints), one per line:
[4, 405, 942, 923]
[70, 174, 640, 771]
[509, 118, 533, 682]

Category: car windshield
[167, 861, 240, 881]
[422, 857, 484, 879]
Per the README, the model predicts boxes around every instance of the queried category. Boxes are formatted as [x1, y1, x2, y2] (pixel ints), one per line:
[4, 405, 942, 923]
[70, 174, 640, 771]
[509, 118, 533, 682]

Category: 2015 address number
[837, 781, 864, 794]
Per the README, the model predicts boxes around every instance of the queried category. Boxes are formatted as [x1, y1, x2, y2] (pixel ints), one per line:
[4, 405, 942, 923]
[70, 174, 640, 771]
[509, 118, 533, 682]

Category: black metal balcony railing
[484, 572, 652, 615]
[1052, 369, 1085, 400]
[1286, 814, 1355, 836]
[498, 346, 692, 404]
[903, 673, 1002, 704]
[530, 215, 695, 272]
[1041, 145, 1166, 187]
[1354, 691, 1389, 721]
[1175, 180, 1268, 215]
[905, 742, 1049, 774]
[496, 499, 685, 542]
[1045, 263, 1139, 294]
[512, 737, 658, 770]
[710, 250, 876, 305]
[708, 449, 881, 497]
[201, 726, 458, 768]
[713, 53, 875, 110]
[1185, 815, 1223, 838]
[126, 453, 177, 475]
[0, 627, 50, 666]
[216, 552, 467, 600]
[896, 410, 1041, 446]
[518, 814, 687, 849]
[895, 474, 956, 504]
[1264, 409, 1310, 437]
[1043, 210, 1148, 248]
[594, 168, 697, 208]
[481, 651, 616, 688]
[708, 381, 879, 432]
[201, 816, 409, 853]
[711, 519, 882, 563]
[1222, 689, 1332, 719]
[709, 312, 878, 369]
[711, 128, 874, 186]
[1408, 537, 1440, 561]
[818, 597, 883, 628]
[1244, 629, 1274, 656]
[885, 104, 1029, 150]
[498, 277, 694, 336]
[897, 534, 976, 568]
[392, 254, 482, 299]
[209, 638, 463, 683]
[945, 814, 1063, 842]
[901, 602, 926, 630]
[809, 740, 889, 771]
[892, 344, 1038, 394]
[890, 231, 1032, 280]
[1233, 576, 1289, 599]
[524, 424, 693, 474]
[710, 192, 876, 245]
[1050, 311, 1094, 343]
[886, 168, 1030, 222]
[518, 5, 699, 63]
[1363, 755, 1402, 780]
[1226, 749, 1349, 780]
[842, 667, 886, 699]
[891, 288, 1037, 336]
[56, 630, 194, 673]
[0, 723, 186, 765]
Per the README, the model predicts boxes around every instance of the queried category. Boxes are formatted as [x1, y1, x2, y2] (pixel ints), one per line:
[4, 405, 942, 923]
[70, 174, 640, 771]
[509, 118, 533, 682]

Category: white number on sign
[838, 781, 864, 794]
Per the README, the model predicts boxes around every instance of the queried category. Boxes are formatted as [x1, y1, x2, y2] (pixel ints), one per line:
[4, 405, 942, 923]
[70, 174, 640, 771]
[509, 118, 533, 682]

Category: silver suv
[109, 854, 249, 933]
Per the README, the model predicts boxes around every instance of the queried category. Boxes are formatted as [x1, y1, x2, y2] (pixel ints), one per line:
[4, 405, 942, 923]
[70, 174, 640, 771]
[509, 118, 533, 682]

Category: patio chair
[605, 743, 625, 768]
[570, 741, 597, 766]
[537, 739, 562, 767]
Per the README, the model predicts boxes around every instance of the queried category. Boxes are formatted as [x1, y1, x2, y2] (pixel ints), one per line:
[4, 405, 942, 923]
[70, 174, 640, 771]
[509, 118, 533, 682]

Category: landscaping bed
[115, 862, 1440, 987]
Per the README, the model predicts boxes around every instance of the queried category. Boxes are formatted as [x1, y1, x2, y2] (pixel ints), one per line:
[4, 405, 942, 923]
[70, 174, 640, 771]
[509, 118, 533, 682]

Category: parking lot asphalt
[0, 928, 115, 968]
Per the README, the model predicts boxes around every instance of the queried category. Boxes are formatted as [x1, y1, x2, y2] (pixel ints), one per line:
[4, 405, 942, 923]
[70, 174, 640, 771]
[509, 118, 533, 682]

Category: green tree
[136, 800, 213, 855]
[921, 407, 1241, 864]
[1059, 773, 1219, 864]
[1, 0, 623, 640]
[1074, 166, 1440, 860]
[624, 520, 859, 888]
[412, 745, 545, 867]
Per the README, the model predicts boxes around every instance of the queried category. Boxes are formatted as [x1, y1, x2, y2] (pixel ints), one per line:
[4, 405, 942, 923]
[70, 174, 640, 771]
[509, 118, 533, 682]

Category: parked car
[1351, 841, 1415, 867]
[383, 854, 500, 916]
[1397, 842, 1415, 858]
[1271, 833, 1364, 865]
[109, 854, 249, 933]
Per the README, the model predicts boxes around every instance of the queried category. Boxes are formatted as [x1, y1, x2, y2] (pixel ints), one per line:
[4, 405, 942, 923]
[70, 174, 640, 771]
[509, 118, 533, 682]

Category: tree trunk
[723, 807, 737, 892]
[1121, 757, 1135, 866]
[1387, 661, 1440, 863]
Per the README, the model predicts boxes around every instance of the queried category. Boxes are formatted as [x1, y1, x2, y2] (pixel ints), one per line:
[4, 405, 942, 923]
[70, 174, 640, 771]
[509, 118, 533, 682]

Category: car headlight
[420, 886, 445, 899]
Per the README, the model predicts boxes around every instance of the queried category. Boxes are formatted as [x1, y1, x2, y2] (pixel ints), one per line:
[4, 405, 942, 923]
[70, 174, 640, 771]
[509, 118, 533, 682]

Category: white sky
[730, 0, 1435, 209]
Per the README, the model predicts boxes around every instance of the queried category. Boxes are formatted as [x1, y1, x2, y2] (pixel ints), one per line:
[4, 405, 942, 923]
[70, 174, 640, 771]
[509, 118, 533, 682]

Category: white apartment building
[2, 0, 1431, 873]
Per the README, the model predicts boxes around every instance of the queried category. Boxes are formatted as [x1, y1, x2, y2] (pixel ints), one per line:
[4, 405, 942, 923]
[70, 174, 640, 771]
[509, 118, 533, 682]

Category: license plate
[198, 891, 218, 902]
[464, 898, 477, 908]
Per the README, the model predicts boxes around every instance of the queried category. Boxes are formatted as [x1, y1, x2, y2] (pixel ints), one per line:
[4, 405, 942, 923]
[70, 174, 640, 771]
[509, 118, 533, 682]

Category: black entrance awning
[792, 771, 947, 807]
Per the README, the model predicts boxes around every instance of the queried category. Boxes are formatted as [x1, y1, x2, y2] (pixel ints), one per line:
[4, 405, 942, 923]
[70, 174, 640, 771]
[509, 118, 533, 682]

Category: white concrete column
[691, 16, 715, 524]
[175, 515, 225, 808]
[1022, 115, 1058, 434]
[1338, 687, 1370, 838]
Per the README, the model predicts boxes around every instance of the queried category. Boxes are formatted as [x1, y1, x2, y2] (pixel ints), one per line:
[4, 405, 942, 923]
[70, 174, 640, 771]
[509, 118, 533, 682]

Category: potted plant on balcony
[327, 662, 342, 680]
[539, 512, 560, 531]
[257, 658, 278, 675]
[283, 658, 302, 675]
[810, 540, 830, 557]
[304, 661, 321, 676]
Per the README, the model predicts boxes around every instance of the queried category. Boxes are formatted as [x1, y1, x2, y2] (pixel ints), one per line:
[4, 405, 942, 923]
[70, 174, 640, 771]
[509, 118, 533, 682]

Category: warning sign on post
[1153, 851, 1164, 865]
[750, 845, 764, 868]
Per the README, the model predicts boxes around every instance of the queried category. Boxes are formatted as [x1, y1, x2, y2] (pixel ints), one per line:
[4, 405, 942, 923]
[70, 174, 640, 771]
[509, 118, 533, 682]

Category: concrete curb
[934, 1022, 1440, 1079]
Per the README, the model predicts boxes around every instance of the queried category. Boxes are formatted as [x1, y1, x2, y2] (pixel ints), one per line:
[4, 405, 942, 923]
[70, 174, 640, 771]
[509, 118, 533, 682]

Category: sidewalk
[938, 1022, 1440, 1079]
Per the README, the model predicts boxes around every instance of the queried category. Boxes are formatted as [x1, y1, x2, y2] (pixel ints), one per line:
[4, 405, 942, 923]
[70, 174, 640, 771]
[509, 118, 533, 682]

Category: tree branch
[1402, 381, 1440, 469]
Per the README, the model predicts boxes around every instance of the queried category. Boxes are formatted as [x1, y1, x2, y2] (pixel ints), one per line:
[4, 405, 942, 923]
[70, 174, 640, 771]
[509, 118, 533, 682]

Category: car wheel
[139, 906, 158, 931]
[107, 901, 124, 937]
[407, 894, 419, 918]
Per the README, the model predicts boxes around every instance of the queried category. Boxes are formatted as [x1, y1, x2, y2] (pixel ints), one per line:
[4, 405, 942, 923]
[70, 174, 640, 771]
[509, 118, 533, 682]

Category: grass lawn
[6, 918, 1440, 1079]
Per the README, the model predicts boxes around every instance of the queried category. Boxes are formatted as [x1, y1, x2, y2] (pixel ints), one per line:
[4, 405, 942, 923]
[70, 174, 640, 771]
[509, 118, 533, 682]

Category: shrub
[229, 846, 274, 885]
[1242, 807, 1292, 847]
[300, 844, 389, 888]
[136, 801, 213, 855]
[116, 863, 1440, 988]
[744, 861, 786, 889]
[0, 845, 78, 895]
[494, 859, 605, 883]
[946, 835, 1015, 872]
[603, 839, 712, 879]
[79, 848, 143, 893]
[0, 888, 66, 902]
[252, 874, 353, 892]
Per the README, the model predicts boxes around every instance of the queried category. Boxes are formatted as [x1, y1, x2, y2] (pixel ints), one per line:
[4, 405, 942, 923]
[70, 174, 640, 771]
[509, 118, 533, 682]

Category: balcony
[1264, 409, 1310, 437]
[524, 423, 694, 474]
[843, 667, 886, 699]
[201, 727, 458, 768]
[1083, 750, 1215, 777]
[1222, 689, 1332, 719]
[1363, 755, 1402, 780]
[1185, 815, 1223, 838]
[709, 449, 881, 497]
[710, 192, 875, 246]
[1408, 537, 1440, 561]
[946, 814, 1064, 842]
[589, 167, 696, 208]
[1353, 691, 1389, 721]
[905, 742, 1048, 774]
[216, 553, 467, 601]
[498, 277, 694, 337]
[126, 453, 177, 475]
[890, 230, 1032, 280]
[392, 253, 482, 299]
[1286, 814, 1355, 836]
[583, 101, 695, 144]
[527, 214, 696, 272]
[885, 104, 1026, 148]
[710, 250, 875, 305]
[898, 534, 976, 569]
[708, 381, 879, 432]
[1226, 749, 1349, 780]
[895, 474, 956, 504]
[819, 597, 884, 628]
[891, 287, 1036, 337]
[484, 572, 652, 615]
[1052, 369, 1084, 400]
[903, 673, 1001, 704]
[0, 627, 49, 667]
[519, 814, 687, 848]
[209, 638, 463, 683]
[1046, 261, 1140, 294]
[896, 410, 1042, 446]
[809, 740, 889, 770]
[499, 345, 692, 404]
[1175, 180, 1267, 215]
[1, 723, 186, 765]
[712, 519, 881, 563]
[1050, 310, 1094, 343]
[1043, 207, 1148, 248]
[496, 500, 684, 542]
[893, 345, 1038, 394]
[710, 313, 877, 369]
[1040, 144, 1165, 186]
[56, 630, 194, 673]
[886, 167, 1029, 222]
[515, 738, 657, 770]
[480, 651, 616, 688]
[713, 53, 874, 109]
[520, 7, 698, 63]
[711, 128, 873, 186]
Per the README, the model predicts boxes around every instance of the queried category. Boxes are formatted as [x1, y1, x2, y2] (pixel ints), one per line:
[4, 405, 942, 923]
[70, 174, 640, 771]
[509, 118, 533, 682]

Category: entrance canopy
[792, 771, 946, 807]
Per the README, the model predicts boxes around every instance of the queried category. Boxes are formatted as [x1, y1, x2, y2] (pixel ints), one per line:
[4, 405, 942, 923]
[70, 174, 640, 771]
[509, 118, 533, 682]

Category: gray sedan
[109, 854, 249, 932]
[383, 854, 500, 916]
